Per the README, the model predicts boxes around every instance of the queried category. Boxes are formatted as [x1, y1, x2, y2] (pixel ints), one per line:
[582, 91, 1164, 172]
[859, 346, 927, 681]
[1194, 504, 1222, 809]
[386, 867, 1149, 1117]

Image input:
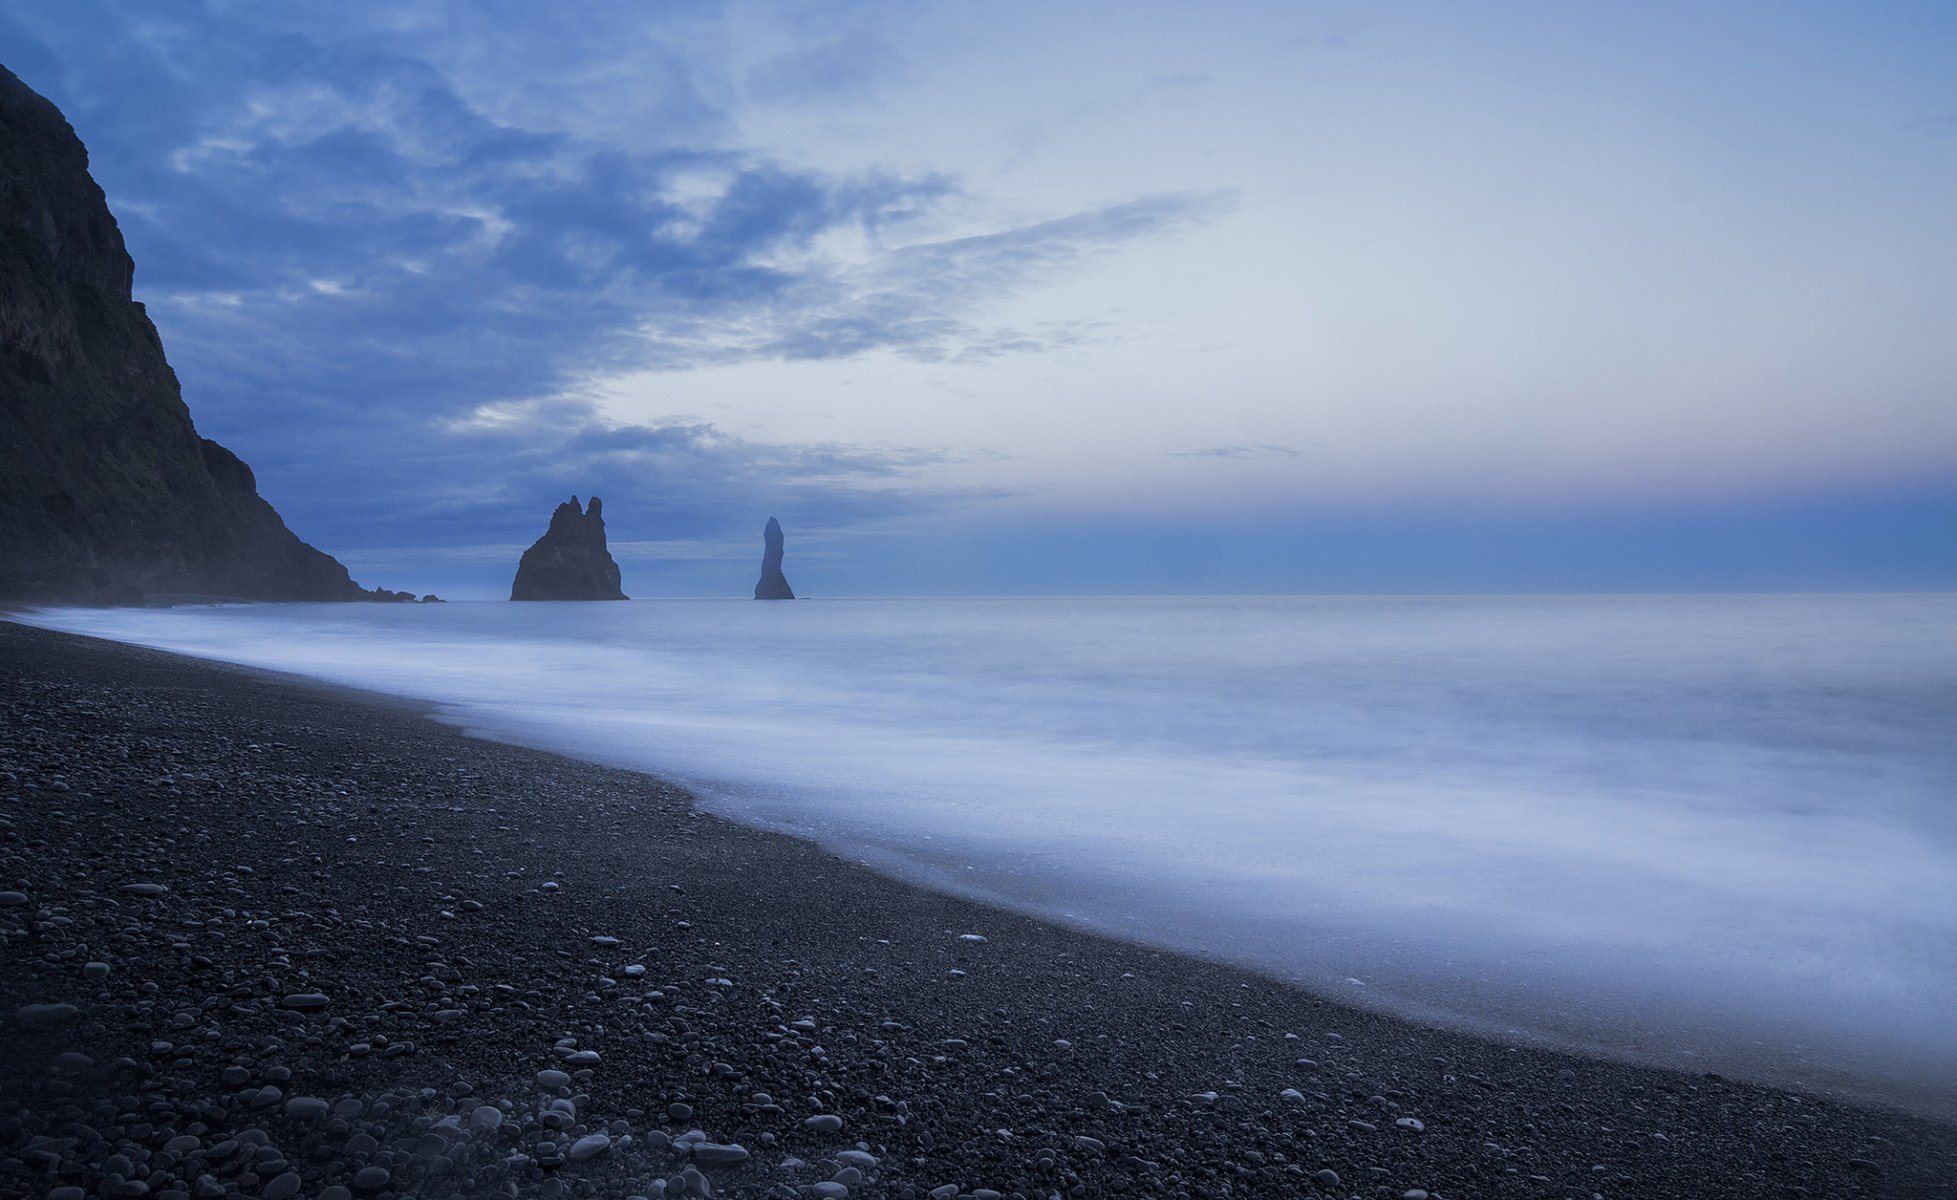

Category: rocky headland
[0, 65, 385, 606]
[511, 497, 628, 601]
[754, 518, 795, 601]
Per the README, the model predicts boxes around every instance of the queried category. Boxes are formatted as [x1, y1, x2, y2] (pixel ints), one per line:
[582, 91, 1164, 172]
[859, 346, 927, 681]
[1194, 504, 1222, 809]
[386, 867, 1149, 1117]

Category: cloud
[3, 3, 1216, 463]
[1170, 444, 1304, 459]
[639, 191, 1231, 367]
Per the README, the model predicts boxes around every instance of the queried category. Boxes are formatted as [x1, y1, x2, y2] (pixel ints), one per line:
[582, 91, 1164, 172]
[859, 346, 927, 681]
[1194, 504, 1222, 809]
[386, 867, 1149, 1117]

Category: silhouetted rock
[0, 65, 379, 605]
[419, 594, 445, 604]
[753, 516, 795, 600]
[511, 496, 627, 600]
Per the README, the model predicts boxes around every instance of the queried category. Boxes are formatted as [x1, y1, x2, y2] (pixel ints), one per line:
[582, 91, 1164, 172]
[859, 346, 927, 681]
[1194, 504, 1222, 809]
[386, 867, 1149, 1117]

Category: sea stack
[0, 66, 373, 604]
[753, 516, 795, 600]
[510, 496, 627, 600]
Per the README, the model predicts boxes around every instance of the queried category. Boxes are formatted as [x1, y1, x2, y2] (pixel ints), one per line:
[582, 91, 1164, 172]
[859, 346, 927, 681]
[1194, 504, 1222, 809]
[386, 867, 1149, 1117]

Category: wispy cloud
[1170, 444, 1304, 460]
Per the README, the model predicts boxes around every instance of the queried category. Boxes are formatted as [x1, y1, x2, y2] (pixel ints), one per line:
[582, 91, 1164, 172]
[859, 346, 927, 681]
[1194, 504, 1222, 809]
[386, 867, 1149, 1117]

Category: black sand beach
[1, 620, 1951, 1200]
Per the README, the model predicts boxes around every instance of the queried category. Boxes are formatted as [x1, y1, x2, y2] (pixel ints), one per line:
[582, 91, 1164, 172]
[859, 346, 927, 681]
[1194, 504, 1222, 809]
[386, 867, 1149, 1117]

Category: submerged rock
[753, 516, 795, 600]
[510, 496, 627, 601]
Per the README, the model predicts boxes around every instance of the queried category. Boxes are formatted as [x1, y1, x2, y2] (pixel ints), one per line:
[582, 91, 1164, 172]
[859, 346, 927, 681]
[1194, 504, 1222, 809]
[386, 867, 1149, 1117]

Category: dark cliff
[0, 65, 372, 604]
[753, 516, 795, 600]
[510, 496, 627, 601]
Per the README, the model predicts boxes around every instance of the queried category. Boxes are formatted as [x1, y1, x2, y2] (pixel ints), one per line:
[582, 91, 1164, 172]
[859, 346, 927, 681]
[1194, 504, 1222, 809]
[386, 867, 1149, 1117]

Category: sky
[4, 0, 1954, 597]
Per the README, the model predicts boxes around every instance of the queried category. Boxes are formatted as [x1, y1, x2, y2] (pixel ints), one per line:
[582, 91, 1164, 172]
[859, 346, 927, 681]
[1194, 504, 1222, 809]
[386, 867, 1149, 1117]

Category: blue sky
[5, 1, 1954, 597]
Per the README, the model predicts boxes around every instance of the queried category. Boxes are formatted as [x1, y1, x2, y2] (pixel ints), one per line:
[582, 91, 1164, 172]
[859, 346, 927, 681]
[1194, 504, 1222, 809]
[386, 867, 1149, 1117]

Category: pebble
[472, 1105, 505, 1130]
[83, 961, 110, 981]
[1396, 1117, 1425, 1132]
[119, 882, 169, 896]
[834, 1150, 878, 1169]
[351, 1166, 390, 1193]
[811, 1184, 848, 1199]
[284, 1096, 330, 1119]
[1315, 1169, 1341, 1187]
[565, 1049, 601, 1065]
[692, 1142, 749, 1166]
[803, 1114, 844, 1133]
[568, 1133, 611, 1161]
[15, 1003, 79, 1026]
[277, 993, 330, 1011]
[0, 891, 26, 906]
[262, 1172, 302, 1200]
[537, 1069, 572, 1089]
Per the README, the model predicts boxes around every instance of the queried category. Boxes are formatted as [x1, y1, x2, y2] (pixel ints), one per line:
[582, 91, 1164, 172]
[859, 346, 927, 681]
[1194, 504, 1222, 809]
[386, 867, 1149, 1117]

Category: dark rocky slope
[510, 496, 627, 600]
[753, 516, 795, 600]
[0, 65, 373, 605]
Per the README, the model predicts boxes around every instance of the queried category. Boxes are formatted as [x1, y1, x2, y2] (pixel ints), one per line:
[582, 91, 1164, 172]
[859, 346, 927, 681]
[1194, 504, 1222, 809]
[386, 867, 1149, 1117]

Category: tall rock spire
[753, 516, 795, 600]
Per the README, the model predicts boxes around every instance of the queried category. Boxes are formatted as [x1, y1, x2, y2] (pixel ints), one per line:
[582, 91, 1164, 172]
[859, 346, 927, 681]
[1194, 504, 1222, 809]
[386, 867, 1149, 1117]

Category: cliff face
[510, 496, 627, 601]
[0, 65, 371, 604]
[753, 516, 795, 600]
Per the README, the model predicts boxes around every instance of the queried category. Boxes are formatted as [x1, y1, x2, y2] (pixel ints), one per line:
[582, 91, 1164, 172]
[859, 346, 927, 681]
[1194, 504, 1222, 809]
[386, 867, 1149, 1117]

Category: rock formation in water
[0, 65, 381, 605]
[753, 516, 795, 600]
[510, 496, 627, 600]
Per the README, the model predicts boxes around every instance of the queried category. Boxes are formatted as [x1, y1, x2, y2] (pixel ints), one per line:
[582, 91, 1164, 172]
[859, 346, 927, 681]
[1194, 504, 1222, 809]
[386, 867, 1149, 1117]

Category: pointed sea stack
[510, 496, 627, 600]
[753, 516, 795, 600]
[0, 65, 374, 604]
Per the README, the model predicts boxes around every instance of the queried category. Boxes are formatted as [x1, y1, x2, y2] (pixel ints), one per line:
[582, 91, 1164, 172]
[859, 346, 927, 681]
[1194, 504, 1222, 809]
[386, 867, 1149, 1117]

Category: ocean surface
[21, 594, 1957, 1117]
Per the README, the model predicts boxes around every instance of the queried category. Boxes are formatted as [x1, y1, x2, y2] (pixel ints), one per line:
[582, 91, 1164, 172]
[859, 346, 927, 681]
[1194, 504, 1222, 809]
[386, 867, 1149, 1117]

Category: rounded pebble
[15, 1003, 78, 1026]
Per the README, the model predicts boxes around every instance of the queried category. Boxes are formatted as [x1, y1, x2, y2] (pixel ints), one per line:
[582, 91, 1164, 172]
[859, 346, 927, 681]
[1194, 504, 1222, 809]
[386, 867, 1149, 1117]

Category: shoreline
[2, 620, 1951, 1199]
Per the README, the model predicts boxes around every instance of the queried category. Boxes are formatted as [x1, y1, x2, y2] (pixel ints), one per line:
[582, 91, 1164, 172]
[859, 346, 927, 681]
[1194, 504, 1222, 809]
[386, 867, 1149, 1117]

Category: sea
[19, 594, 1957, 1118]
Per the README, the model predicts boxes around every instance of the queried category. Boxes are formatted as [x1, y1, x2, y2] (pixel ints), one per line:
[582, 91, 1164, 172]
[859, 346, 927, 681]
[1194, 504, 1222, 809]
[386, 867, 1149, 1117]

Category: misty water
[23, 594, 1957, 1117]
